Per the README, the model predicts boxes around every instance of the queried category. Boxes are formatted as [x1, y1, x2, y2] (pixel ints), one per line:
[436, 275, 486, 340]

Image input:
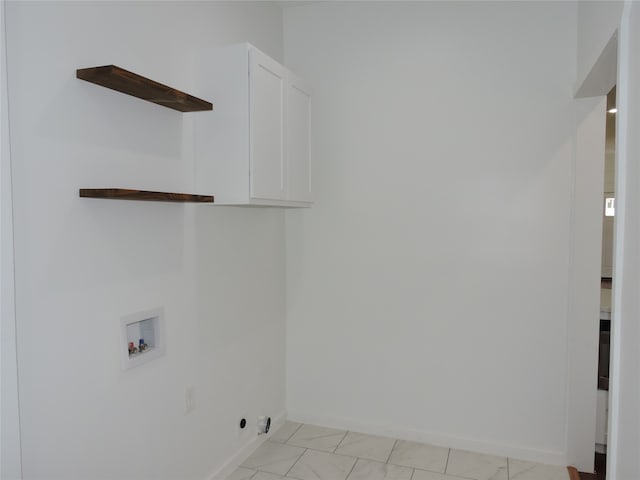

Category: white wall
[1, 0, 23, 477]
[5, 2, 285, 479]
[285, 1, 580, 464]
[577, 0, 624, 90]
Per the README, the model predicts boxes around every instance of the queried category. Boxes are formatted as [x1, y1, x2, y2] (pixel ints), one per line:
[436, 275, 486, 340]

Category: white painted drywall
[285, 1, 582, 464]
[608, 2, 640, 479]
[4, 2, 285, 479]
[1, 0, 23, 477]
[577, 0, 624, 89]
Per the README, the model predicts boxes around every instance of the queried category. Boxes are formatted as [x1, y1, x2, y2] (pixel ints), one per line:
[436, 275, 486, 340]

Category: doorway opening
[588, 85, 616, 480]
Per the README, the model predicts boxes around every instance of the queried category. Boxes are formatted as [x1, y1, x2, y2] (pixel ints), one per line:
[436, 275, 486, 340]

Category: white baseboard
[287, 410, 567, 467]
[208, 411, 287, 480]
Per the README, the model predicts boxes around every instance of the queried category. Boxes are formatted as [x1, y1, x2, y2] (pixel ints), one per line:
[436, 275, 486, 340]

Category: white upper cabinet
[195, 43, 312, 207]
[287, 72, 312, 203]
[249, 50, 286, 201]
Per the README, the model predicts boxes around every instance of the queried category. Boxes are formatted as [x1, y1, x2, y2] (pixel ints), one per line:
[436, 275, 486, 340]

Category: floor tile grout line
[284, 422, 304, 444]
[285, 469, 305, 480]
[453, 473, 481, 480]
[249, 439, 308, 475]
[343, 455, 359, 480]
[282, 442, 363, 460]
[286, 444, 361, 480]
[285, 470, 305, 480]
[333, 430, 350, 453]
[386, 439, 399, 464]
[444, 448, 451, 474]
[287, 423, 349, 451]
[283, 447, 308, 478]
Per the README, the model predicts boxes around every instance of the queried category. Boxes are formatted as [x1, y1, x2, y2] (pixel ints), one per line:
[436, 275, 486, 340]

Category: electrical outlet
[185, 386, 196, 414]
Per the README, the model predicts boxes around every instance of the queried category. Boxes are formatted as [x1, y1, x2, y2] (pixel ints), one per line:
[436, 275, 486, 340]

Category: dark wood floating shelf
[76, 65, 213, 112]
[79, 188, 214, 203]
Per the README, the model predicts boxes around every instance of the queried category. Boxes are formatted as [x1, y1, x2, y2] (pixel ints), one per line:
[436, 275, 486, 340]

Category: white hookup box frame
[120, 307, 165, 370]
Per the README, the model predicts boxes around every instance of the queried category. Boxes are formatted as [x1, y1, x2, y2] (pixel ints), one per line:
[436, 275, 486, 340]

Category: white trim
[607, 2, 634, 479]
[287, 410, 567, 467]
[564, 96, 607, 473]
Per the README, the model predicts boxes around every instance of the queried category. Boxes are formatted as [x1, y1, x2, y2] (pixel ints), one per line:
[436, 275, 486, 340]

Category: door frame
[569, 17, 619, 477]
[606, 3, 640, 478]
[570, 1, 639, 477]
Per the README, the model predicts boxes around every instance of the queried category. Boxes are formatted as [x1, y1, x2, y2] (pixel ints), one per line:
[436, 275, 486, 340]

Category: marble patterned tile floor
[227, 422, 570, 480]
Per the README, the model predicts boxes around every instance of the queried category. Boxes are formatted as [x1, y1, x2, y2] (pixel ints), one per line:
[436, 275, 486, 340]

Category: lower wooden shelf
[79, 188, 214, 203]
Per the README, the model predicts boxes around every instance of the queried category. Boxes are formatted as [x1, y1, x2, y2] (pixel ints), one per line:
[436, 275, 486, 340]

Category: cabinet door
[287, 72, 312, 203]
[249, 48, 287, 201]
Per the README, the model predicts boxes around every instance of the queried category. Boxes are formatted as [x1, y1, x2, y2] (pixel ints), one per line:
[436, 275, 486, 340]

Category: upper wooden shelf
[76, 65, 213, 112]
[79, 188, 214, 203]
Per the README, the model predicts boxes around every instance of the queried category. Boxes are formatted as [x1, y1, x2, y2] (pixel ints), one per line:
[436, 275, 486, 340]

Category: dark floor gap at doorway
[579, 452, 606, 480]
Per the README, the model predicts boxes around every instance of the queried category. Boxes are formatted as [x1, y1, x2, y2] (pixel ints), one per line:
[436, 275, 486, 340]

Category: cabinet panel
[194, 43, 312, 207]
[249, 50, 286, 201]
[287, 74, 312, 202]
